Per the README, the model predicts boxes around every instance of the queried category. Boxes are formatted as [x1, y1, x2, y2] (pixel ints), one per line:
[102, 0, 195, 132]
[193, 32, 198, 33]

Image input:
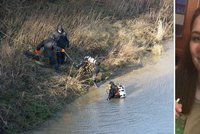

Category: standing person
[34, 37, 62, 73]
[176, 7, 200, 134]
[49, 25, 70, 64]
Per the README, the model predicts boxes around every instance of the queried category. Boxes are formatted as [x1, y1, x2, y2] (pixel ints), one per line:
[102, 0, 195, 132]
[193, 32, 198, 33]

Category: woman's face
[190, 15, 200, 72]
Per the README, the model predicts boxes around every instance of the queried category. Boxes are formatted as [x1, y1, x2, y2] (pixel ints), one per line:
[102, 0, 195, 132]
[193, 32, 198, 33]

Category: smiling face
[190, 15, 200, 73]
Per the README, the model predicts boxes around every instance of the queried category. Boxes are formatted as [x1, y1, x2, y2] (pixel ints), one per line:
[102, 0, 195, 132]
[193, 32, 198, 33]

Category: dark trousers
[49, 55, 59, 72]
[56, 52, 65, 64]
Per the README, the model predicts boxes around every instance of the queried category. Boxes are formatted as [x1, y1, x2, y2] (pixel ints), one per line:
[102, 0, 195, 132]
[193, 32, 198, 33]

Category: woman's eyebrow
[191, 31, 200, 35]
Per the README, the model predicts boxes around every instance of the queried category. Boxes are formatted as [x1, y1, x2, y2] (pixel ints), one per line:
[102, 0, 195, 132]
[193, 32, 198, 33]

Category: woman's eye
[191, 36, 200, 42]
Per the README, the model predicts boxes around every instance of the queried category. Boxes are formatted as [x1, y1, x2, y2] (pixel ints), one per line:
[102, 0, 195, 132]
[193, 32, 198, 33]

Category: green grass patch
[176, 118, 185, 134]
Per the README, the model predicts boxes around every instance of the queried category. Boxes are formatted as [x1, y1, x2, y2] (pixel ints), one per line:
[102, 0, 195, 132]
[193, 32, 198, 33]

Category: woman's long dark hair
[176, 8, 200, 114]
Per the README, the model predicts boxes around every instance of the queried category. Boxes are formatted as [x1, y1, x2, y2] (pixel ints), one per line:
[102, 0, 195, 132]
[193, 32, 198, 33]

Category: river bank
[29, 39, 174, 134]
[0, 1, 173, 133]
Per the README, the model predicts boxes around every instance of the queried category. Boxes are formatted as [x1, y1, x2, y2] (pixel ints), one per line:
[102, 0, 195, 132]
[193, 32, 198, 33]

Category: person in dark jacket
[34, 37, 62, 73]
[49, 25, 70, 64]
[107, 81, 118, 100]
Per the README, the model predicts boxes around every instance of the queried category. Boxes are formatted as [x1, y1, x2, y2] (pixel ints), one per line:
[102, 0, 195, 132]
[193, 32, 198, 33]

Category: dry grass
[0, 0, 173, 133]
[103, 0, 160, 17]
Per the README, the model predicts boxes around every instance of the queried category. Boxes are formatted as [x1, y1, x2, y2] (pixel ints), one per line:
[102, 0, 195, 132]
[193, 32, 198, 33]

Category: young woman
[176, 7, 200, 134]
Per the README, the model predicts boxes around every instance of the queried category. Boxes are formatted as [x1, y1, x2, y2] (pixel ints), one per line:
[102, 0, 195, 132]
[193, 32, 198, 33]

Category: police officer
[34, 37, 62, 73]
[49, 25, 70, 64]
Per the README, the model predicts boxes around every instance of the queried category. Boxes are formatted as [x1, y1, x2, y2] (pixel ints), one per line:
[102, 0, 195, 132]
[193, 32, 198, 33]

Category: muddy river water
[31, 40, 174, 134]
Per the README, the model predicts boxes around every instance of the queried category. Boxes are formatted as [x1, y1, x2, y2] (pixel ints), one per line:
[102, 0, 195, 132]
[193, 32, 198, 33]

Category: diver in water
[107, 81, 118, 100]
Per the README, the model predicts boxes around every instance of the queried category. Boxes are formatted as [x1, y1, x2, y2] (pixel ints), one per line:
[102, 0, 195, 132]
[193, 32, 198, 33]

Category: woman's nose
[195, 43, 200, 52]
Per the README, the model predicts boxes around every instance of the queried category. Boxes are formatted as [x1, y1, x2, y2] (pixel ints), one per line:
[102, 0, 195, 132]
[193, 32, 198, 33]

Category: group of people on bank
[31, 25, 123, 100]
[33, 25, 100, 81]
[34, 25, 69, 73]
